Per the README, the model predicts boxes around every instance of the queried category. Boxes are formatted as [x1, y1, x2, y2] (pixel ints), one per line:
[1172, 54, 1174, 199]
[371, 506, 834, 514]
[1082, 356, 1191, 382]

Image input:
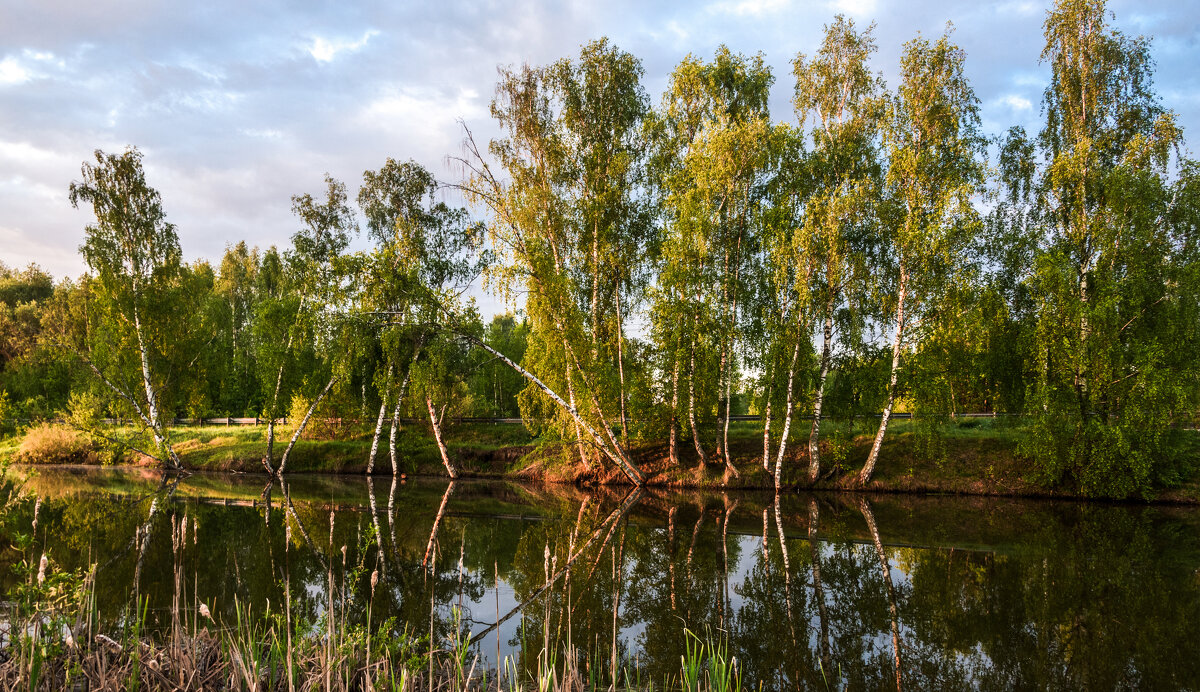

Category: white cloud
[308, 29, 380, 64]
[358, 85, 485, 136]
[239, 127, 284, 140]
[0, 56, 31, 85]
[999, 94, 1032, 111]
[0, 140, 64, 165]
[711, 0, 790, 18]
[993, 1, 1040, 17]
[826, 0, 877, 16]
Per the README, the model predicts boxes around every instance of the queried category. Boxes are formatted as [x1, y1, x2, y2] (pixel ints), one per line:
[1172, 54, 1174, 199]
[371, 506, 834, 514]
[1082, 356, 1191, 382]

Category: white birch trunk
[276, 375, 336, 476]
[861, 277, 906, 485]
[465, 335, 644, 485]
[426, 393, 458, 479]
[366, 364, 393, 474]
[388, 340, 422, 475]
[687, 333, 709, 465]
[809, 306, 834, 482]
[774, 335, 802, 490]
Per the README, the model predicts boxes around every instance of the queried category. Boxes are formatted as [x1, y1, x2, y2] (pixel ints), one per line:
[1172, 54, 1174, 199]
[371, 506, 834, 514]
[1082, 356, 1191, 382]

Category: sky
[1, 0, 1198, 316]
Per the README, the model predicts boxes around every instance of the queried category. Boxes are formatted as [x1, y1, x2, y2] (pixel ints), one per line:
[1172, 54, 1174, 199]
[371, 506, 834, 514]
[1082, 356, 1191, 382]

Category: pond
[5, 467, 1200, 689]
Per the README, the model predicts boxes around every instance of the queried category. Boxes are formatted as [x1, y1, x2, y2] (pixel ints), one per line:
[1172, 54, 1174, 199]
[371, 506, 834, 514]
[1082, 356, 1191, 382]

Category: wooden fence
[8, 411, 1010, 428]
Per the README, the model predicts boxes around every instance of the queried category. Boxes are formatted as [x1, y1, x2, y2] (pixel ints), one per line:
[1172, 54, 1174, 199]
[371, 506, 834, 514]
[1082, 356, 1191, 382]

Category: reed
[0, 494, 743, 690]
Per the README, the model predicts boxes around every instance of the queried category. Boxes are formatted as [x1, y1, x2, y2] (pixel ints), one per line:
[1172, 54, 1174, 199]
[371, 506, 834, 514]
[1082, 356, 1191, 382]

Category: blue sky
[1, 0, 1197, 300]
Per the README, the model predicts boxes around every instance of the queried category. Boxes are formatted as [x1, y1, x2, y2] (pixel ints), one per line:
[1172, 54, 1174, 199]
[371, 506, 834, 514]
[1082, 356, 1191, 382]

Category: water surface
[6, 467, 1200, 689]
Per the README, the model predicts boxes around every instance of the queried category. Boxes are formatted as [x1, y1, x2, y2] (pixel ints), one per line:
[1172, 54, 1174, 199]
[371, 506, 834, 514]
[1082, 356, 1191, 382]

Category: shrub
[13, 424, 101, 465]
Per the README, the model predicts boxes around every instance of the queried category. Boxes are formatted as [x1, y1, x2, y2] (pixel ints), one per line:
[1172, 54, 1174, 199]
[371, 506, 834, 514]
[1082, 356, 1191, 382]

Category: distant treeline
[2, 0, 1198, 496]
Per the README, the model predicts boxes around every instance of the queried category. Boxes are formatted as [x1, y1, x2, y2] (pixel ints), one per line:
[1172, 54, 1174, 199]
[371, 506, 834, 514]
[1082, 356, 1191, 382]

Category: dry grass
[13, 423, 102, 465]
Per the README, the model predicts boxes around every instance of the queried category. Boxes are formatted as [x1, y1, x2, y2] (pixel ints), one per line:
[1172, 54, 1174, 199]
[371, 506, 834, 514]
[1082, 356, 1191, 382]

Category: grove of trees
[1, 0, 1198, 498]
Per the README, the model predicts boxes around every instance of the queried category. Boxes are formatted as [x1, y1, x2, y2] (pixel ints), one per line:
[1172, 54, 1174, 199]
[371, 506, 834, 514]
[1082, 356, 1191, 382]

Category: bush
[288, 391, 361, 442]
[13, 424, 101, 465]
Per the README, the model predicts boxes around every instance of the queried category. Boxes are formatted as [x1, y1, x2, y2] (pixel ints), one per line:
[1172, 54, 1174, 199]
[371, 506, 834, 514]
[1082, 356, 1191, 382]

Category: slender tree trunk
[366, 364, 393, 475]
[388, 338, 423, 475]
[809, 302, 834, 482]
[861, 498, 903, 691]
[131, 301, 181, 470]
[721, 232, 744, 477]
[774, 335, 803, 490]
[264, 363, 285, 474]
[563, 343, 592, 471]
[465, 335, 643, 485]
[615, 284, 629, 447]
[761, 362, 773, 471]
[264, 300, 303, 474]
[861, 277, 907, 485]
[688, 332, 709, 465]
[1076, 265, 1090, 420]
[276, 375, 336, 477]
[669, 348, 680, 467]
[716, 249, 730, 463]
[426, 393, 458, 479]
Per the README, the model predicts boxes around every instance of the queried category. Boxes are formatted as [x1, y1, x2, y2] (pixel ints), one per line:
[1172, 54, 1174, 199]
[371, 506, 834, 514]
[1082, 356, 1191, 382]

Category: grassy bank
[3, 417, 1199, 501]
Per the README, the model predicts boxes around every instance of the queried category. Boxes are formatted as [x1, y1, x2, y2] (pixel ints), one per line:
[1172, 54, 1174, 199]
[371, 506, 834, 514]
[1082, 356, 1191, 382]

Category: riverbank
[3, 418, 1199, 502]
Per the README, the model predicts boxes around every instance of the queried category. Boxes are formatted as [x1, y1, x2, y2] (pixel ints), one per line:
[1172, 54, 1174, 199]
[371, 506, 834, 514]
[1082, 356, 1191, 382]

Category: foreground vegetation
[3, 0, 1199, 499]
[5, 467, 1200, 689]
[0, 465, 758, 691]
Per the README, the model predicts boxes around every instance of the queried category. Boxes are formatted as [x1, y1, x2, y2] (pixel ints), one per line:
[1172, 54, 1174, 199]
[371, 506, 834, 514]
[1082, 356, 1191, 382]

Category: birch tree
[272, 175, 357, 476]
[1014, 0, 1197, 497]
[859, 28, 986, 485]
[67, 147, 187, 470]
[651, 47, 773, 478]
[792, 17, 883, 482]
[453, 39, 648, 485]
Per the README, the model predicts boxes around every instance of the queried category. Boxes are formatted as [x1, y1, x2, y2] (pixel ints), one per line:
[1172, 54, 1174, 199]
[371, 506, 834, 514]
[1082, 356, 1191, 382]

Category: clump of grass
[13, 424, 102, 465]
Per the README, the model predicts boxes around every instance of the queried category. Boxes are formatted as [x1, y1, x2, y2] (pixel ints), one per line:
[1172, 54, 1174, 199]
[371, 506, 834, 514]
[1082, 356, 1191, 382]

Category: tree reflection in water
[6, 471, 1200, 689]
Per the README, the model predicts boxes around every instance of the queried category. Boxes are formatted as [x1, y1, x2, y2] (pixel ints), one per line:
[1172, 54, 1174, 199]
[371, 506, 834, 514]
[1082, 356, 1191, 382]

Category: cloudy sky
[2, 0, 1198, 304]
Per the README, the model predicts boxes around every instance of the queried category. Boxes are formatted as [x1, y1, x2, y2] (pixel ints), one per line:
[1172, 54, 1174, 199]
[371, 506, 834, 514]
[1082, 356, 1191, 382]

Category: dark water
[6, 467, 1200, 689]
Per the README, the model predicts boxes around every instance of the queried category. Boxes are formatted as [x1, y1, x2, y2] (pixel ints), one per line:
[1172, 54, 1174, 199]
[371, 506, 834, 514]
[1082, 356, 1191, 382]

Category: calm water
[6, 467, 1200, 689]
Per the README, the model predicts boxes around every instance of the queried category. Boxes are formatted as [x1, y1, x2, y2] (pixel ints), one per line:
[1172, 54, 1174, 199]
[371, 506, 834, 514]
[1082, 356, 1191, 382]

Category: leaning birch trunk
[861, 277, 906, 486]
[687, 333, 709, 465]
[463, 334, 644, 485]
[264, 301, 303, 474]
[366, 364, 394, 474]
[276, 375, 336, 477]
[808, 304, 834, 482]
[861, 498, 903, 691]
[773, 336, 803, 490]
[426, 393, 458, 479]
[388, 339, 423, 475]
[131, 300, 181, 470]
